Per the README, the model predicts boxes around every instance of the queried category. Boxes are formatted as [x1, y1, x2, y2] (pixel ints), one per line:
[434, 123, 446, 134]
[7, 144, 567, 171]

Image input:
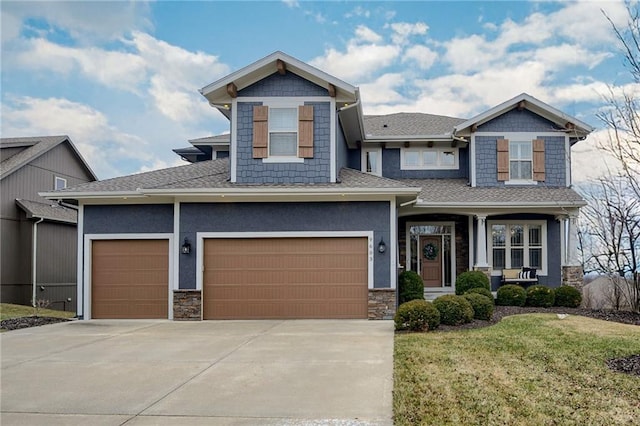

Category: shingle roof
[363, 113, 466, 137]
[402, 178, 586, 206]
[54, 158, 416, 194]
[0, 135, 98, 180]
[188, 134, 230, 144]
[15, 199, 77, 223]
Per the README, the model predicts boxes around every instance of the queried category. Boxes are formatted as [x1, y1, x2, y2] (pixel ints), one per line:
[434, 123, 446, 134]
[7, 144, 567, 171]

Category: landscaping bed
[1, 316, 71, 331]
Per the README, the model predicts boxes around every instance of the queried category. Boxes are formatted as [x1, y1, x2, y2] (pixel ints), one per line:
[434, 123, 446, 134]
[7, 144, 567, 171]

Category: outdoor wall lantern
[378, 237, 387, 254]
[181, 237, 191, 255]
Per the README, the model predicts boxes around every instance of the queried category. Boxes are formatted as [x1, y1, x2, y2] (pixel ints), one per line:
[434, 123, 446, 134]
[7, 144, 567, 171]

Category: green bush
[455, 271, 491, 295]
[465, 287, 494, 303]
[394, 300, 440, 332]
[496, 284, 527, 306]
[526, 285, 555, 307]
[433, 295, 474, 325]
[463, 293, 495, 321]
[398, 271, 425, 304]
[554, 285, 582, 308]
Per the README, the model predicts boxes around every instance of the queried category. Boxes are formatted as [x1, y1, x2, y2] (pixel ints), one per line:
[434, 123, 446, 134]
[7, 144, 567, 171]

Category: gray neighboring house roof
[47, 158, 419, 197]
[403, 178, 586, 208]
[15, 199, 77, 224]
[363, 113, 466, 138]
[188, 134, 231, 144]
[0, 135, 97, 181]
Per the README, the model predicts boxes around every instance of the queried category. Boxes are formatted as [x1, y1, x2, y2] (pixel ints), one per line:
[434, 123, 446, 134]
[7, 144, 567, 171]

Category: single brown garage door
[203, 237, 368, 319]
[91, 239, 169, 319]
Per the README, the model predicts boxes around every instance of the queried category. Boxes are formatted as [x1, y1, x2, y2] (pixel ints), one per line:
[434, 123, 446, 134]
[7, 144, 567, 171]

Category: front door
[420, 236, 442, 287]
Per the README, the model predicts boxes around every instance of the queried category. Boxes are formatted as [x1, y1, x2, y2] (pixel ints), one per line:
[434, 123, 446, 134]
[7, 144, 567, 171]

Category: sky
[0, 0, 636, 183]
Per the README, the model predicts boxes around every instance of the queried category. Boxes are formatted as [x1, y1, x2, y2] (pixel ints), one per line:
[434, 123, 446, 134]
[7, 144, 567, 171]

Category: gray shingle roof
[188, 134, 230, 144]
[15, 199, 77, 223]
[402, 178, 586, 206]
[363, 113, 466, 137]
[55, 158, 416, 194]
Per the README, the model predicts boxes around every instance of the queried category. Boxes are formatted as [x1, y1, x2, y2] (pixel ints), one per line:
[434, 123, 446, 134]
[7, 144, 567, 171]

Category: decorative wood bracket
[328, 83, 336, 97]
[277, 59, 287, 75]
[226, 82, 237, 98]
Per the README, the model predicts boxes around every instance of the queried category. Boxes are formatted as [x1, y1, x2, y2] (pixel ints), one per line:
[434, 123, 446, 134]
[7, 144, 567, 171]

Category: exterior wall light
[378, 237, 387, 254]
[181, 237, 191, 255]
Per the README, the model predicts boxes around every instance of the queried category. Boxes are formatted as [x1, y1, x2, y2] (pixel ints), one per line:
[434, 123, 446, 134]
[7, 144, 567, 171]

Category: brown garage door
[91, 239, 169, 319]
[203, 237, 368, 319]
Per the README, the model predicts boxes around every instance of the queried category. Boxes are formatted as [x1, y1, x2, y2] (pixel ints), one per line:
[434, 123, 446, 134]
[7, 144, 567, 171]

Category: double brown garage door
[204, 237, 368, 319]
[91, 237, 368, 320]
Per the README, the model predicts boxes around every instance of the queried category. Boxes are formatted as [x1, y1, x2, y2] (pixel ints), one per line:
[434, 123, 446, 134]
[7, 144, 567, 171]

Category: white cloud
[355, 25, 383, 44]
[345, 6, 371, 19]
[310, 43, 400, 82]
[388, 22, 428, 44]
[359, 73, 406, 104]
[572, 129, 624, 183]
[282, 0, 300, 8]
[1, 96, 149, 178]
[402, 45, 438, 70]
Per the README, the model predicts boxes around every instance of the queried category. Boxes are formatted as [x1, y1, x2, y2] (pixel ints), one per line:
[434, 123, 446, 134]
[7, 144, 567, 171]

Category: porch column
[475, 215, 489, 268]
[566, 212, 580, 266]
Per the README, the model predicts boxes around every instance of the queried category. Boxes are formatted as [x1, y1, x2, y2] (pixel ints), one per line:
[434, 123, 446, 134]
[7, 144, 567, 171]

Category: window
[489, 221, 546, 273]
[362, 148, 382, 176]
[54, 176, 67, 190]
[401, 147, 458, 170]
[269, 108, 297, 157]
[510, 141, 532, 180]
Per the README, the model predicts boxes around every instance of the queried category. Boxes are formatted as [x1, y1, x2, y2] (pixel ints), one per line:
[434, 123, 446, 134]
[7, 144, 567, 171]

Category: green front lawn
[0, 303, 75, 321]
[395, 314, 640, 425]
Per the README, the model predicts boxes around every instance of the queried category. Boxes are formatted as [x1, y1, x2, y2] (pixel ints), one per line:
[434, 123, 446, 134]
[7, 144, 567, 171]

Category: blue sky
[0, 1, 634, 181]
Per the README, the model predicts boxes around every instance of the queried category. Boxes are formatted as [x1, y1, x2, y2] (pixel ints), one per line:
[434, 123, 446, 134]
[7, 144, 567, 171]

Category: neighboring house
[42, 52, 593, 321]
[1, 136, 97, 311]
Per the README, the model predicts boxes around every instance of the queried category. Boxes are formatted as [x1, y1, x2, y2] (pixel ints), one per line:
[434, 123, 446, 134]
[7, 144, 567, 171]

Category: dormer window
[401, 147, 459, 170]
[497, 137, 545, 183]
[509, 141, 532, 180]
[253, 103, 314, 163]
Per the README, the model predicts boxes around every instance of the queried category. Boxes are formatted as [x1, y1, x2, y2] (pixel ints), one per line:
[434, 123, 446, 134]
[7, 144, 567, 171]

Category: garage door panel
[91, 239, 169, 319]
[203, 237, 368, 319]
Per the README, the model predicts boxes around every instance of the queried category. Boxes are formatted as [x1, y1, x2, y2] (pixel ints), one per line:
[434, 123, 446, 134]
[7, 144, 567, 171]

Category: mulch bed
[1, 316, 70, 331]
[435, 305, 640, 377]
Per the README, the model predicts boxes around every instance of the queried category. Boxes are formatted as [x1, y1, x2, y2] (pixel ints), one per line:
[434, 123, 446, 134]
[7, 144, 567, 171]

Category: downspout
[32, 217, 44, 307]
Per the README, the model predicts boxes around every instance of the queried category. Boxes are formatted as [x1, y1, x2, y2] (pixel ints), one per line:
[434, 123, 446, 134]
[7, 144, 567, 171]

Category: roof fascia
[413, 200, 587, 209]
[200, 51, 357, 104]
[453, 93, 594, 135]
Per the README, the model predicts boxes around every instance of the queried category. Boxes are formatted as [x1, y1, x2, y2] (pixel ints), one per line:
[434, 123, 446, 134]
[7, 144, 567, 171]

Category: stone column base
[368, 289, 396, 320]
[562, 266, 584, 291]
[173, 290, 202, 320]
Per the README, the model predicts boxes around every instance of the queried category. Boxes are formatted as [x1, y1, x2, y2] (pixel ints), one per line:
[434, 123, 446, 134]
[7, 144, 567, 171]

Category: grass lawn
[0, 303, 75, 321]
[395, 313, 640, 425]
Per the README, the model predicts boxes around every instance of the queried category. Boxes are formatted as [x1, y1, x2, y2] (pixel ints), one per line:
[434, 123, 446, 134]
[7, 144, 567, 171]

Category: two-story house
[1, 136, 97, 311]
[43, 52, 592, 320]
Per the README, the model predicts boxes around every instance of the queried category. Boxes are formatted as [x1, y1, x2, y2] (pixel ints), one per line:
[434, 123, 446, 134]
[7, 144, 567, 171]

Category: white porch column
[556, 215, 567, 266]
[475, 215, 489, 268]
[567, 212, 580, 266]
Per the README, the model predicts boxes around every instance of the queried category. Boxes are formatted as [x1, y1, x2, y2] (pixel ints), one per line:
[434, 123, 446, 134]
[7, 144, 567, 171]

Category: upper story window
[497, 137, 545, 184]
[54, 176, 67, 190]
[269, 108, 297, 156]
[509, 141, 532, 180]
[253, 104, 313, 163]
[401, 147, 458, 170]
[362, 148, 382, 176]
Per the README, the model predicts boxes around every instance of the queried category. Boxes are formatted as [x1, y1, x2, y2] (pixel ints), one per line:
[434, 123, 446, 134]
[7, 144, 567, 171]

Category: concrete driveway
[1, 319, 393, 425]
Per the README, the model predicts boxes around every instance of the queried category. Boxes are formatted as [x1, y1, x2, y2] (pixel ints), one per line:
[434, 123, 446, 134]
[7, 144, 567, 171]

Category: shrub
[463, 293, 495, 321]
[496, 284, 527, 306]
[465, 287, 494, 303]
[394, 300, 440, 332]
[554, 285, 582, 308]
[433, 295, 474, 325]
[526, 285, 556, 308]
[455, 271, 491, 295]
[398, 271, 425, 304]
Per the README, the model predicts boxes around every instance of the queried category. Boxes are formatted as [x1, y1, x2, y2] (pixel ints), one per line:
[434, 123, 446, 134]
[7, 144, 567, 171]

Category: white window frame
[508, 140, 534, 183]
[488, 220, 547, 276]
[400, 147, 459, 170]
[361, 147, 382, 176]
[405, 221, 457, 291]
[261, 99, 305, 164]
[54, 176, 67, 190]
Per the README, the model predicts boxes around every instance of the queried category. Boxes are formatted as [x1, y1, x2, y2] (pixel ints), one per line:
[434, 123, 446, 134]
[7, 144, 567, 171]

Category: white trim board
[195, 231, 375, 290]
[83, 233, 174, 320]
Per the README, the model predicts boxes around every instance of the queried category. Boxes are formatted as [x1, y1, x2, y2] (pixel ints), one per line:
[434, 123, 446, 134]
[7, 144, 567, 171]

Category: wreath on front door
[423, 242, 438, 260]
